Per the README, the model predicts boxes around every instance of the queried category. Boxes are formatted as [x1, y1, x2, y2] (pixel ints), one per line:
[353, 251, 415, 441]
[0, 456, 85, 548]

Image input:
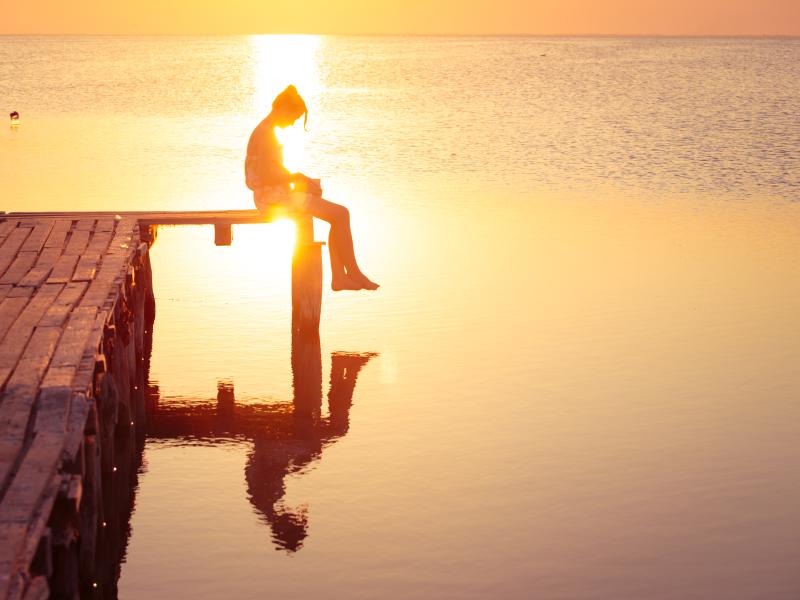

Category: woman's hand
[292, 173, 322, 195]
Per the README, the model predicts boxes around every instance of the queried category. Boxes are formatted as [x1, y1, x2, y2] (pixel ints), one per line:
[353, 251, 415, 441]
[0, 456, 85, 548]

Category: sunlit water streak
[1, 36, 800, 599]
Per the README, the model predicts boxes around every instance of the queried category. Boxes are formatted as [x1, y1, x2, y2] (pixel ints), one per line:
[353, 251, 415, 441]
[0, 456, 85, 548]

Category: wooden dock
[0, 209, 323, 598]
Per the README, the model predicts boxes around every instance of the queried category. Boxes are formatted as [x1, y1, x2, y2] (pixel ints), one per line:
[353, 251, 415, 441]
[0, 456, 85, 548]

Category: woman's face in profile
[274, 106, 302, 129]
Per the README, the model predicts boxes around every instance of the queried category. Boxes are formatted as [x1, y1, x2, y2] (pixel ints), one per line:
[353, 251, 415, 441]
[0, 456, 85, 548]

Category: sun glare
[250, 34, 323, 174]
[230, 219, 297, 280]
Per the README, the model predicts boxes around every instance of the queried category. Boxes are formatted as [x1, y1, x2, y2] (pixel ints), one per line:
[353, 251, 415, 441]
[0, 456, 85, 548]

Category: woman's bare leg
[305, 196, 379, 290]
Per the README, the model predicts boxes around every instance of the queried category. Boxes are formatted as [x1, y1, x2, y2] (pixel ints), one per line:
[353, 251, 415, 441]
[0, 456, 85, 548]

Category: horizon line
[1, 32, 799, 38]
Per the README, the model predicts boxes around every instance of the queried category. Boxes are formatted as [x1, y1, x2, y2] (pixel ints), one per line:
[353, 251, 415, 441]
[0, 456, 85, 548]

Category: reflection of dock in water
[146, 335, 377, 552]
[0, 210, 368, 597]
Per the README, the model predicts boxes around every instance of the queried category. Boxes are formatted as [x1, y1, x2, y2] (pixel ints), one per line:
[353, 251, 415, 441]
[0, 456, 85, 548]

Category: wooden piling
[291, 215, 323, 334]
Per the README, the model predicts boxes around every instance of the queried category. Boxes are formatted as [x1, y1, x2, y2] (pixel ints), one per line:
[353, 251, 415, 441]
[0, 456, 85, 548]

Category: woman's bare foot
[350, 272, 379, 290]
[331, 274, 363, 291]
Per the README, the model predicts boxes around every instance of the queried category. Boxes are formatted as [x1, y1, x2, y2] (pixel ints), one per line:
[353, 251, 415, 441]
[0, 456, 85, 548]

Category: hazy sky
[3, 0, 799, 35]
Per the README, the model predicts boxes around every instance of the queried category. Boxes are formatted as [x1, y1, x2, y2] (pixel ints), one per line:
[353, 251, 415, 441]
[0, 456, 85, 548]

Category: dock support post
[291, 215, 322, 334]
[214, 223, 232, 246]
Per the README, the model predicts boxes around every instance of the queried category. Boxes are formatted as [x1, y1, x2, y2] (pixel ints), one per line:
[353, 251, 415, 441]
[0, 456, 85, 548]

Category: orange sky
[2, 0, 799, 35]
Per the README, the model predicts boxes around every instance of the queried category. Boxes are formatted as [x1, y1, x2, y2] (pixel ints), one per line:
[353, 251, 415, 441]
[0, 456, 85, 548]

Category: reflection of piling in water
[291, 329, 322, 419]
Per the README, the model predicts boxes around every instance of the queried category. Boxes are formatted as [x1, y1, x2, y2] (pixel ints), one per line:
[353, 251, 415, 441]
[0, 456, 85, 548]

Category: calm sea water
[2, 36, 800, 599]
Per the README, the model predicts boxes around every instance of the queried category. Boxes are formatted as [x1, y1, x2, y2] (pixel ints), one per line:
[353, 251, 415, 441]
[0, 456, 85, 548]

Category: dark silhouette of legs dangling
[304, 195, 379, 291]
[327, 352, 378, 436]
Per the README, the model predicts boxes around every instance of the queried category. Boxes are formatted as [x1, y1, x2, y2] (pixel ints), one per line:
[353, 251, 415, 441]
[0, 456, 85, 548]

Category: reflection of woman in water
[246, 85, 379, 291]
[245, 346, 377, 553]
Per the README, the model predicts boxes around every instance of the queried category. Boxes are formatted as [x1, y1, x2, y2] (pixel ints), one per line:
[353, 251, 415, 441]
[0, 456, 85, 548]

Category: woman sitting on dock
[246, 85, 379, 291]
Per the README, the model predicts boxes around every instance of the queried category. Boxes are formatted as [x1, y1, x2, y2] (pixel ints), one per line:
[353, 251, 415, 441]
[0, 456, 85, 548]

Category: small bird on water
[9, 111, 20, 125]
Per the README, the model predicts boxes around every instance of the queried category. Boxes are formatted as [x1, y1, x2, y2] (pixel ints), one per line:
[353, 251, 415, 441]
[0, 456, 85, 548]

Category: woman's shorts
[254, 186, 311, 215]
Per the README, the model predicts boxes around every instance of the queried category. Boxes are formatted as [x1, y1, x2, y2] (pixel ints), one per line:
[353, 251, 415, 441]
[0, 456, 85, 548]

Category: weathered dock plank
[0, 253, 39, 286]
[0, 285, 63, 385]
[0, 326, 63, 493]
[85, 232, 112, 255]
[63, 230, 90, 256]
[49, 307, 97, 370]
[75, 219, 95, 232]
[45, 255, 79, 285]
[95, 218, 114, 233]
[0, 220, 20, 240]
[0, 296, 32, 343]
[71, 254, 100, 282]
[39, 283, 88, 329]
[0, 229, 32, 279]
[42, 220, 71, 250]
[18, 246, 63, 288]
[19, 222, 54, 255]
[0, 228, 31, 255]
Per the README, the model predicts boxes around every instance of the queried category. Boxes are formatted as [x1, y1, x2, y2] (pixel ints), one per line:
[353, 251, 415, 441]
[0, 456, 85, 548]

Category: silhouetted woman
[246, 85, 378, 291]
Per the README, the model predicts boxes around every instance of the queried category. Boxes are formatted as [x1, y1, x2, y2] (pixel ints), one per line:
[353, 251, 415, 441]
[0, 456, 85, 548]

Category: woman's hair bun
[273, 85, 308, 129]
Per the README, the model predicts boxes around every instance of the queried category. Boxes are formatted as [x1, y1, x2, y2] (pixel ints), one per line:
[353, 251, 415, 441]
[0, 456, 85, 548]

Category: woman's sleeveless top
[245, 123, 291, 191]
